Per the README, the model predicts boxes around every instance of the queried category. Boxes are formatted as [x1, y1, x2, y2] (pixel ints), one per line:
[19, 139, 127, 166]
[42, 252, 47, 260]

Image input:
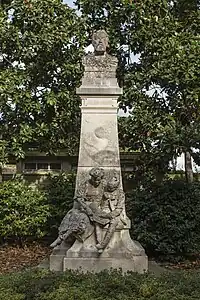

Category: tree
[76, 0, 200, 182]
[0, 0, 86, 167]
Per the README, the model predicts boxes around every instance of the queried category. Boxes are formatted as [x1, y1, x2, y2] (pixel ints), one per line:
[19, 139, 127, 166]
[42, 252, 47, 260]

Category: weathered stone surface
[50, 30, 148, 274]
[78, 115, 121, 168]
[77, 30, 121, 92]
[63, 227, 147, 273]
[50, 240, 73, 272]
[63, 257, 148, 274]
[76, 87, 122, 95]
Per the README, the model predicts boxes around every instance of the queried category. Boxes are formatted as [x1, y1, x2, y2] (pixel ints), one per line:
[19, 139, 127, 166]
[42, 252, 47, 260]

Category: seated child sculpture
[50, 168, 126, 254]
[95, 174, 127, 253]
[50, 167, 105, 248]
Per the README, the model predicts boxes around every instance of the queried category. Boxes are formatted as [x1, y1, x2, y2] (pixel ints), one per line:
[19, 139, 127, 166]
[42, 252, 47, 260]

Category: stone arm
[75, 182, 87, 198]
[110, 190, 124, 219]
[73, 182, 87, 209]
[75, 196, 93, 214]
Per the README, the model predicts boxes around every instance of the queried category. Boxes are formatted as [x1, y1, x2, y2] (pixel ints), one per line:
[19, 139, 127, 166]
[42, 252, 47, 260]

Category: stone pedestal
[50, 240, 74, 272]
[63, 228, 147, 273]
[50, 30, 148, 273]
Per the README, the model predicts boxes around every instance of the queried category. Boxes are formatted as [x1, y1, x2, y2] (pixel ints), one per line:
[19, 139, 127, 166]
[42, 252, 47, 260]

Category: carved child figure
[95, 174, 126, 253]
[50, 167, 105, 248]
[76, 167, 105, 207]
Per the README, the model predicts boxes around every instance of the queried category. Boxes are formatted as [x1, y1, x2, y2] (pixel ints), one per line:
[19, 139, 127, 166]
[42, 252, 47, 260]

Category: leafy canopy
[0, 0, 86, 162]
[76, 0, 200, 176]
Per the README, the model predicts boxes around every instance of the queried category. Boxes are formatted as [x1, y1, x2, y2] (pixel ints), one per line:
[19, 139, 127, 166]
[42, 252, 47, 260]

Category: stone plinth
[50, 30, 148, 274]
[63, 228, 147, 274]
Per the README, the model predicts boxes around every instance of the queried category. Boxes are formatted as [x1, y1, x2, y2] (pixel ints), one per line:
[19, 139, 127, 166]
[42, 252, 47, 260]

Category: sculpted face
[90, 176, 102, 187]
[92, 30, 109, 55]
[107, 174, 120, 192]
[89, 167, 105, 187]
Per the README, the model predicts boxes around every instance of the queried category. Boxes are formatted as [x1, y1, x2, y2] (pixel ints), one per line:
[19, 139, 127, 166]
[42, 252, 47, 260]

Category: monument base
[50, 239, 74, 272]
[63, 256, 147, 274]
[50, 229, 148, 274]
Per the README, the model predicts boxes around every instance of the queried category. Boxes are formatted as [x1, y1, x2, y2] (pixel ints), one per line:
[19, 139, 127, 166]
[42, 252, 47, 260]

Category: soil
[1, 242, 200, 275]
[164, 259, 200, 270]
[0, 242, 51, 274]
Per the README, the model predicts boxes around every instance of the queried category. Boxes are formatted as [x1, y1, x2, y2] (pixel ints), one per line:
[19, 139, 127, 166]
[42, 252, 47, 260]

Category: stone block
[63, 256, 148, 274]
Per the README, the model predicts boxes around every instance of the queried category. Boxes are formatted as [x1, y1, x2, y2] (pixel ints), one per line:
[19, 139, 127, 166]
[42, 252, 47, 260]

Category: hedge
[2, 175, 200, 260]
[44, 172, 75, 236]
[0, 269, 200, 299]
[127, 180, 200, 259]
[0, 179, 49, 244]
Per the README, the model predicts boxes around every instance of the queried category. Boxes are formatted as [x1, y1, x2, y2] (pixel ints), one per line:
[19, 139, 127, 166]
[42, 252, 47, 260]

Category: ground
[0, 242, 51, 274]
[2, 244, 200, 300]
[1, 242, 200, 275]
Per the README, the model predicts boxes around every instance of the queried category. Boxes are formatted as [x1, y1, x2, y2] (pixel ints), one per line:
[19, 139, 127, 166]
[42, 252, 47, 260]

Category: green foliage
[45, 172, 75, 235]
[77, 0, 200, 179]
[2, 175, 200, 261]
[127, 180, 200, 259]
[0, 179, 50, 242]
[1, 268, 200, 299]
[0, 140, 8, 168]
[0, 290, 24, 300]
[0, 0, 86, 159]
[0, 173, 76, 242]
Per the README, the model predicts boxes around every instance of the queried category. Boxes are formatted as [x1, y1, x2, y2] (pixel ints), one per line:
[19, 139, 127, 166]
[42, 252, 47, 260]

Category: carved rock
[50, 30, 148, 273]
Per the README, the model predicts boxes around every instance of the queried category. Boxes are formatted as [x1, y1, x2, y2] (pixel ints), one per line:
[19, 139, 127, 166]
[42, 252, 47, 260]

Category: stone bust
[82, 29, 118, 82]
[92, 30, 109, 56]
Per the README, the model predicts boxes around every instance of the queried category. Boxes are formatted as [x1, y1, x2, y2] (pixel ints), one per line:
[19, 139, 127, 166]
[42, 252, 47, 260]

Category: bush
[1, 269, 200, 299]
[44, 173, 75, 235]
[127, 180, 200, 259]
[0, 179, 50, 244]
[0, 173, 75, 243]
[2, 173, 200, 261]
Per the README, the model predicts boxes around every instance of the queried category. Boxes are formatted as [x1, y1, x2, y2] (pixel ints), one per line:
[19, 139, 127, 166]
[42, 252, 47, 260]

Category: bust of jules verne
[83, 30, 118, 73]
[92, 30, 109, 56]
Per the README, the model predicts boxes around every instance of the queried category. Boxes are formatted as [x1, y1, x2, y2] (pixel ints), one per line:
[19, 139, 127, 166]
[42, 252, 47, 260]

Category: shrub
[126, 180, 200, 259]
[0, 289, 24, 300]
[0, 179, 50, 244]
[45, 173, 75, 235]
[1, 269, 200, 299]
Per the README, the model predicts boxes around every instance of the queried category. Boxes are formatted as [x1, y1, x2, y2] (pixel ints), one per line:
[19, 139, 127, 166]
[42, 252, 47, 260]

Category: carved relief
[83, 127, 108, 156]
[83, 126, 119, 166]
[51, 168, 126, 254]
[51, 167, 105, 248]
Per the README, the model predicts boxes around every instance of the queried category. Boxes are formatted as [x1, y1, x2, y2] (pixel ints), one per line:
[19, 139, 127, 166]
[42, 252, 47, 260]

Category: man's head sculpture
[92, 30, 109, 55]
[89, 167, 105, 187]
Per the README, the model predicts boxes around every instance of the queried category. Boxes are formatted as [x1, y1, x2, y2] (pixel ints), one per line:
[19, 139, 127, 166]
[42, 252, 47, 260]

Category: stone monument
[50, 30, 148, 273]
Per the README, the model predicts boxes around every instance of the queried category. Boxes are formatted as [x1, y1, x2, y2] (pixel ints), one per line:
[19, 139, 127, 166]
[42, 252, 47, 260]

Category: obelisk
[50, 30, 148, 273]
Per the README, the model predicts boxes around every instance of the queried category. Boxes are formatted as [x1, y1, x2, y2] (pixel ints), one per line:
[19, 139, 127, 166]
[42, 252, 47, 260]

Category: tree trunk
[184, 151, 193, 183]
[0, 167, 2, 183]
[155, 171, 165, 185]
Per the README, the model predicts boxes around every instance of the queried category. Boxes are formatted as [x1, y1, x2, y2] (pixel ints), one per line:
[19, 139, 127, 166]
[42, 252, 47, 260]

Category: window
[50, 163, 61, 170]
[24, 162, 62, 171]
[37, 163, 48, 170]
[24, 163, 37, 170]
